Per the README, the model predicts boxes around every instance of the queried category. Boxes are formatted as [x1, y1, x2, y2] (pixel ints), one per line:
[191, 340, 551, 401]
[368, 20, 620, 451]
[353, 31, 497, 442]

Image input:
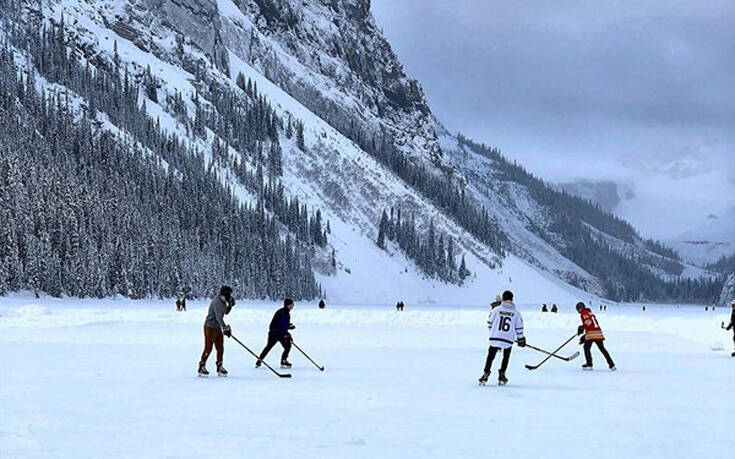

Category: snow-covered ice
[1, 295, 733, 458]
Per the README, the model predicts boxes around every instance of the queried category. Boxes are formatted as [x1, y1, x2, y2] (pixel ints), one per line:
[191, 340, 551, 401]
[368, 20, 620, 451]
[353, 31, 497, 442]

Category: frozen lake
[1, 296, 733, 458]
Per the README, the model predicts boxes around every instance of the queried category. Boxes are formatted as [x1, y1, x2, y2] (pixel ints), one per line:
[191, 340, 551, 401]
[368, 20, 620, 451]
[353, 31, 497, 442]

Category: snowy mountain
[668, 207, 735, 266]
[0, 0, 722, 304]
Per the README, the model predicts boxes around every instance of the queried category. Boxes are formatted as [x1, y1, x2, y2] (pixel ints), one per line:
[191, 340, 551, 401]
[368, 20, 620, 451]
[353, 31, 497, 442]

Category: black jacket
[269, 307, 291, 336]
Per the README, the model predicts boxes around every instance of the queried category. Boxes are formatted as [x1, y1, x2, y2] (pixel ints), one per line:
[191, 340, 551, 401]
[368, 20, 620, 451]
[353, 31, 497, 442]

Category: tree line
[377, 208, 471, 284]
[0, 7, 321, 300]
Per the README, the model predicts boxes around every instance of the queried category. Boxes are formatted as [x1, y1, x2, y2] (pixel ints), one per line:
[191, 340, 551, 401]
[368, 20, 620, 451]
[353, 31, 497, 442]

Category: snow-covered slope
[669, 206, 735, 266]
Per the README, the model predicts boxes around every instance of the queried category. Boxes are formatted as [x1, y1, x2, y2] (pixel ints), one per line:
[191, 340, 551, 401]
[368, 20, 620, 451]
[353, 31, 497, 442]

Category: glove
[517, 337, 526, 347]
[222, 325, 232, 338]
[578, 335, 585, 345]
[577, 325, 585, 336]
[288, 323, 295, 330]
[284, 333, 293, 342]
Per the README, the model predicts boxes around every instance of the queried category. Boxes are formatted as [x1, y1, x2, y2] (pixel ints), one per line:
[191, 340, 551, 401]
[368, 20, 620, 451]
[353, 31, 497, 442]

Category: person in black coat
[256, 298, 296, 368]
[726, 301, 735, 357]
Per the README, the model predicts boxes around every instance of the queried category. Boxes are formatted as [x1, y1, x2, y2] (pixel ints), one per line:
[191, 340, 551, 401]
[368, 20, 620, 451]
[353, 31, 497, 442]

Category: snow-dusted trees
[0, 14, 322, 300]
[376, 208, 469, 284]
[377, 210, 388, 249]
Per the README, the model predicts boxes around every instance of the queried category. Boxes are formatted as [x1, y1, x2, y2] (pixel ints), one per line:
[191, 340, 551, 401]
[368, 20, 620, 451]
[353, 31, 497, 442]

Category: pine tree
[296, 121, 305, 150]
[377, 209, 388, 249]
[459, 255, 470, 282]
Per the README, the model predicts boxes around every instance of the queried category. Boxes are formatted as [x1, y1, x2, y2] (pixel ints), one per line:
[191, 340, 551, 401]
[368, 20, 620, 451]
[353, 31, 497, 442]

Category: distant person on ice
[576, 302, 615, 371]
[479, 290, 526, 386]
[725, 301, 735, 357]
[490, 295, 502, 309]
[541, 303, 548, 312]
[256, 298, 296, 369]
[197, 286, 234, 377]
[551, 303, 558, 313]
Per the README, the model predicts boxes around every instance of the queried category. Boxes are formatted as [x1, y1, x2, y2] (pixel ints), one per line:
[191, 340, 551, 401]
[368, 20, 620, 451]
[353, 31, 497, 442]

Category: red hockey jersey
[579, 308, 605, 340]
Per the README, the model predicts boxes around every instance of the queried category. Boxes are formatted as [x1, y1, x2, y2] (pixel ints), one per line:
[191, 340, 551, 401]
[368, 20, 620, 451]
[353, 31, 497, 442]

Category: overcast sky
[371, 0, 734, 239]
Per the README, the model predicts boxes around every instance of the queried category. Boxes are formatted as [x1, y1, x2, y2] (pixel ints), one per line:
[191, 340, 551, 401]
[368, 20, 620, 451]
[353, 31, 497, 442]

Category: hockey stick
[525, 333, 578, 370]
[230, 335, 292, 378]
[292, 341, 325, 371]
[524, 343, 580, 361]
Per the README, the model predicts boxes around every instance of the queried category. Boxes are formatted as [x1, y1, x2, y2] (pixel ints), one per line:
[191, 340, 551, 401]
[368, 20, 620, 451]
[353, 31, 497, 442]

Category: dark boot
[255, 359, 262, 369]
[478, 371, 490, 385]
[198, 361, 209, 377]
[498, 370, 508, 386]
[216, 361, 228, 377]
[280, 359, 292, 369]
[582, 363, 593, 370]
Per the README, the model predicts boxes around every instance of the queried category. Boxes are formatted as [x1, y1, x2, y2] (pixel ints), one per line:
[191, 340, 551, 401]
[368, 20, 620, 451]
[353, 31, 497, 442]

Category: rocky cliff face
[79, 0, 441, 157]
[221, 0, 441, 162]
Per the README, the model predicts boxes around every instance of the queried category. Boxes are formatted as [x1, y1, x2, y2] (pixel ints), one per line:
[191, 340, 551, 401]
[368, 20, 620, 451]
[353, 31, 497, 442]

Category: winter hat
[219, 285, 233, 300]
[575, 301, 586, 311]
[284, 298, 294, 307]
[502, 290, 513, 301]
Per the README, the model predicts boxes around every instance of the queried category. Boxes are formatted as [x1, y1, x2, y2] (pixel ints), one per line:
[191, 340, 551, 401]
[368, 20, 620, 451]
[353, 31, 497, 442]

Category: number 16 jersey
[487, 301, 525, 349]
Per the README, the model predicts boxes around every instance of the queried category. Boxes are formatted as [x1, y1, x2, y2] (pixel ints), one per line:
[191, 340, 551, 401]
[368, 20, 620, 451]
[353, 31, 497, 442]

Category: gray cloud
[371, 0, 735, 238]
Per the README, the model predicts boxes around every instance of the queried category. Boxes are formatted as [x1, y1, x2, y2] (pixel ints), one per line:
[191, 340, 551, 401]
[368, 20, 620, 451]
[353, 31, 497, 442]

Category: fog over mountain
[371, 0, 735, 240]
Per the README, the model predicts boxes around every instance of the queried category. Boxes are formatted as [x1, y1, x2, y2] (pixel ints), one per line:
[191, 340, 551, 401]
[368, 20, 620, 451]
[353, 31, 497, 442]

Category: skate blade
[582, 367, 593, 371]
[198, 374, 209, 378]
[217, 373, 228, 377]
[478, 381, 487, 386]
[498, 381, 507, 386]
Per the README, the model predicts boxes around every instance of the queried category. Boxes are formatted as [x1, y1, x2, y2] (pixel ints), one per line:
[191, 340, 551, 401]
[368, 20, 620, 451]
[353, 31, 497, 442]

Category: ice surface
[1, 295, 733, 458]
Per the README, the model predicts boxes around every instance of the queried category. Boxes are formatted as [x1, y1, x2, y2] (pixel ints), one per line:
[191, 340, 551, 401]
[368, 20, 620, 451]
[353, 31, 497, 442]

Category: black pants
[583, 340, 615, 367]
[258, 331, 291, 362]
[484, 346, 512, 373]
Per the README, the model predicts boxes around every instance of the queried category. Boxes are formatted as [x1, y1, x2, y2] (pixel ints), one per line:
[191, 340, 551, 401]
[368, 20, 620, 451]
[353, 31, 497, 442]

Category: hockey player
[479, 290, 526, 386]
[576, 301, 615, 370]
[198, 286, 235, 377]
[256, 298, 296, 369]
[725, 300, 735, 357]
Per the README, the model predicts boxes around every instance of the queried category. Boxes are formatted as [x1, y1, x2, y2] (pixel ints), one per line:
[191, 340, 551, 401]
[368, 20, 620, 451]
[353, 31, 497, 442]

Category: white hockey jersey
[487, 300, 524, 349]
